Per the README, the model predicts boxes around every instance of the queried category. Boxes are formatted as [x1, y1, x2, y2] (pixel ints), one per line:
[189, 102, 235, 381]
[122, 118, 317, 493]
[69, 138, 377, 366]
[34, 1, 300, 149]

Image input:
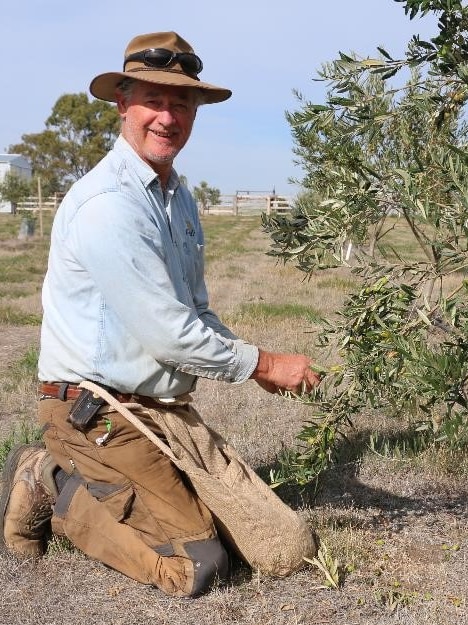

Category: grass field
[0, 211, 466, 625]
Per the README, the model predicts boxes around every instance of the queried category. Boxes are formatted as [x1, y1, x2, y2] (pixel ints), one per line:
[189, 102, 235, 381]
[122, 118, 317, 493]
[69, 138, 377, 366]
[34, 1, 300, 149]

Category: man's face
[116, 81, 198, 175]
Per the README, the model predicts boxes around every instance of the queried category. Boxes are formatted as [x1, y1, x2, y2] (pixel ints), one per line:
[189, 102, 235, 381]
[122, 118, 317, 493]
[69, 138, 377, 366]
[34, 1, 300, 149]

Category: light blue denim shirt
[39, 136, 259, 398]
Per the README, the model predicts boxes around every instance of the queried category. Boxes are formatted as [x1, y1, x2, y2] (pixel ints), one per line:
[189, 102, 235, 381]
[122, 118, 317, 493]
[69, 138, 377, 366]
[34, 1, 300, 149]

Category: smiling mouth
[149, 128, 176, 140]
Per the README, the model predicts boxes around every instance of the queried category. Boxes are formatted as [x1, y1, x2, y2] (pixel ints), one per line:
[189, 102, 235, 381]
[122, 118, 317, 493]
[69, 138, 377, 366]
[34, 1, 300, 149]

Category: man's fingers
[300, 370, 322, 393]
[253, 351, 324, 395]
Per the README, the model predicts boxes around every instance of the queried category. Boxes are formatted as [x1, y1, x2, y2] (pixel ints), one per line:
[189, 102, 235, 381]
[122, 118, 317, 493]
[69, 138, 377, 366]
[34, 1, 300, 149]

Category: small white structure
[0, 154, 32, 213]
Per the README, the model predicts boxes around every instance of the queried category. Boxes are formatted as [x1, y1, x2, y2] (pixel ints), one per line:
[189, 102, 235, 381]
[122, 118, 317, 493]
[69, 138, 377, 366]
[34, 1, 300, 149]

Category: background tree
[0, 172, 32, 214]
[207, 186, 221, 209]
[264, 0, 468, 486]
[193, 181, 221, 214]
[9, 93, 120, 195]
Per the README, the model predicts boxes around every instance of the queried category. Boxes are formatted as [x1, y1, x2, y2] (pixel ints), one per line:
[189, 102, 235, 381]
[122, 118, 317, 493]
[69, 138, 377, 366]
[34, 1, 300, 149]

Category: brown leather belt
[38, 382, 162, 409]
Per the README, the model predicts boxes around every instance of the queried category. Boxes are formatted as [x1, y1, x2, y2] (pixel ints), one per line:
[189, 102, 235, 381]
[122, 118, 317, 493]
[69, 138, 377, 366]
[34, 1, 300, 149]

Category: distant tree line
[8, 93, 120, 197]
[2, 93, 219, 212]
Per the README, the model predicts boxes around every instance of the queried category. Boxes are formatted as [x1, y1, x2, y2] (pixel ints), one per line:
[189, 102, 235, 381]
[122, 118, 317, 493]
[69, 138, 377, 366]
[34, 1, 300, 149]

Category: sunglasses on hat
[124, 48, 204, 77]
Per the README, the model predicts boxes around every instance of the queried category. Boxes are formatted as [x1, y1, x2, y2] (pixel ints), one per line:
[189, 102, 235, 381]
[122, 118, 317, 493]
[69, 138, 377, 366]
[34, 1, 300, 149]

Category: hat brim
[90, 70, 232, 104]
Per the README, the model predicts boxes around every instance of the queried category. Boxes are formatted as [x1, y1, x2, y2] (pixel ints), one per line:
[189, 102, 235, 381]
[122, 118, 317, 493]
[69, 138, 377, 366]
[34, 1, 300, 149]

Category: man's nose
[157, 108, 177, 125]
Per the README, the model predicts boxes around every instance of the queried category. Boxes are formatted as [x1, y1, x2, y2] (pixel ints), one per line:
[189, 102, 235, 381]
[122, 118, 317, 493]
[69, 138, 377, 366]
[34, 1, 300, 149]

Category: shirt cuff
[217, 337, 259, 383]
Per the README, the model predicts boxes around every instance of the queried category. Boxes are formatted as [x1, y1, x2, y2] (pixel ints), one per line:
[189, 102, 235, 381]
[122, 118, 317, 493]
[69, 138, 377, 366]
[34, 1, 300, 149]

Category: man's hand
[250, 349, 322, 394]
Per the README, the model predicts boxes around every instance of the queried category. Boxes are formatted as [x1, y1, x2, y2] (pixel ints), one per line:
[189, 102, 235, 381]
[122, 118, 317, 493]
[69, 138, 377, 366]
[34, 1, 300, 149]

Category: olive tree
[264, 0, 468, 485]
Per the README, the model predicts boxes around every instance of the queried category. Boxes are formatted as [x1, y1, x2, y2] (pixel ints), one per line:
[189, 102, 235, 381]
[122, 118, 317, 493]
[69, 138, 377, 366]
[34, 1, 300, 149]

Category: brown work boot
[0, 443, 58, 557]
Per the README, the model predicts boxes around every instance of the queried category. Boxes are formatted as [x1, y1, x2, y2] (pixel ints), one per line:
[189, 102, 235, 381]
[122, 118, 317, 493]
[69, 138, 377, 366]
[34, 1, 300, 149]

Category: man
[0, 32, 320, 597]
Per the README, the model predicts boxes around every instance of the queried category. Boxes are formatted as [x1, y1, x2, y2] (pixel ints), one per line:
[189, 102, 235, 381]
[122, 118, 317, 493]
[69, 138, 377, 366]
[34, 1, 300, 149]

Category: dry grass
[0, 213, 466, 625]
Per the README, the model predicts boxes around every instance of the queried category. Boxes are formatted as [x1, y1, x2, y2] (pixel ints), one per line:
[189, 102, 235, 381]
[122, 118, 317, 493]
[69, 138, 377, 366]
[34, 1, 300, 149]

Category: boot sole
[0, 442, 44, 553]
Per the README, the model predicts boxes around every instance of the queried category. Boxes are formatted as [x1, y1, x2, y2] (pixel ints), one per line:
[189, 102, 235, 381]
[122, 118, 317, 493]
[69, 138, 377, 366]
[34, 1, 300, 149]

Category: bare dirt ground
[0, 223, 466, 625]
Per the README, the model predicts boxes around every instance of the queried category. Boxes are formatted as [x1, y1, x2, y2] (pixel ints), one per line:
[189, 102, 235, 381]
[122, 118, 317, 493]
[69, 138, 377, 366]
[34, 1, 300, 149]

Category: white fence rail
[15, 193, 293, 216]
[16, 194, 64, 212]
[201, 194, 293, 215]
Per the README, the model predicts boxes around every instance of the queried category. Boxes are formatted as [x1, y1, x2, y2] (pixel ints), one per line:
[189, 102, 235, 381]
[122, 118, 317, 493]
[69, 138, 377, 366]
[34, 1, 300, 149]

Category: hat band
[125, 66, 200, 82]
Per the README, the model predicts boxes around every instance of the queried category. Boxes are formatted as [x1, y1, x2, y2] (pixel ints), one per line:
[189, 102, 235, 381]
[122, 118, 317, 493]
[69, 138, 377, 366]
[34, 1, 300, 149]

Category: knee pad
[184, 536, 229, 597]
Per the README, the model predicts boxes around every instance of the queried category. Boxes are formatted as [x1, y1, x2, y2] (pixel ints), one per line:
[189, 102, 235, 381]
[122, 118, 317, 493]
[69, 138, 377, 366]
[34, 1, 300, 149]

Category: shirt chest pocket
[178, 238, 203, 282]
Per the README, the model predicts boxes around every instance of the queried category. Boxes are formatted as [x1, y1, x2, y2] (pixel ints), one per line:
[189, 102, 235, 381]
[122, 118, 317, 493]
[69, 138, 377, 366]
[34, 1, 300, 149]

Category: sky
[2, 1, 438, 196]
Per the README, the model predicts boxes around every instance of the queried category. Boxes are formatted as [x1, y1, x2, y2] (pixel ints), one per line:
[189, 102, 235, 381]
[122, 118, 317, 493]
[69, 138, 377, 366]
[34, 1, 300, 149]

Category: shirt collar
[113, 135, 180, 192]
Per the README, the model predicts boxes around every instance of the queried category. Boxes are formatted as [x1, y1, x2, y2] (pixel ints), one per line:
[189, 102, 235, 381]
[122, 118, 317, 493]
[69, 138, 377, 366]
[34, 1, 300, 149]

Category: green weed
[0, 215, 24, 240]
[316, 276, 358, 291]
[227, 302, 323, 326]
[46, 536, 76, 555]
[0, 306, 42, 325]
[0, 254, 47, 283]
[304, 542, 342, 589]
[0, 421, 43, 470]
[4, 346, 39, 390]
[375, 583, 417, 612]
[368, 428, 433, 459]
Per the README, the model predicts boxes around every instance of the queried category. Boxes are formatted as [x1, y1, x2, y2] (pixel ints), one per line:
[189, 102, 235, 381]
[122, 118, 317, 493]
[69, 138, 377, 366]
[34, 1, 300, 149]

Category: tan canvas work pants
[38, 398, 228, 597]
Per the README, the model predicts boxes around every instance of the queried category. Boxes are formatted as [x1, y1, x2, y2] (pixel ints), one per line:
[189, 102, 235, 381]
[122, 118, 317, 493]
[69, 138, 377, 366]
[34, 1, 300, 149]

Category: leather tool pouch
[68, 389, 107, 432]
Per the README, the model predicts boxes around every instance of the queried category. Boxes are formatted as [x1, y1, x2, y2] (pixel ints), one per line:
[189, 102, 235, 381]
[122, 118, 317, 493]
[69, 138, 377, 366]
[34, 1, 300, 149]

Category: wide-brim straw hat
[90, 31, 231, 105]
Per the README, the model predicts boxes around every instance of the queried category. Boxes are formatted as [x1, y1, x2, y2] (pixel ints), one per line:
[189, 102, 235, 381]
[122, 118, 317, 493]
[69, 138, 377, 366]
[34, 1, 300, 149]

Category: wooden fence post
[37, 177, 44, 238]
